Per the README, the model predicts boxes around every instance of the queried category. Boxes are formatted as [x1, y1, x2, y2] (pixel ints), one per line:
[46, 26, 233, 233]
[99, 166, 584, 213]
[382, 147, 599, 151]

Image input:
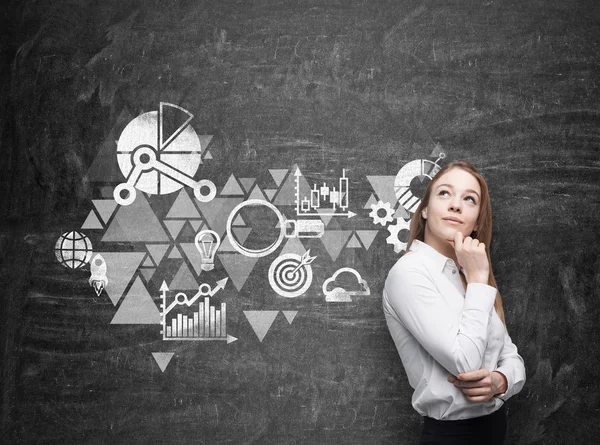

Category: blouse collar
[407, 239, 464, 275]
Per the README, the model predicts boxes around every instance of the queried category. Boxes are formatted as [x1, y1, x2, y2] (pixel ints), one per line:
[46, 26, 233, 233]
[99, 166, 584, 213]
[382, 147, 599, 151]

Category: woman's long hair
[406, 160, 506, 325]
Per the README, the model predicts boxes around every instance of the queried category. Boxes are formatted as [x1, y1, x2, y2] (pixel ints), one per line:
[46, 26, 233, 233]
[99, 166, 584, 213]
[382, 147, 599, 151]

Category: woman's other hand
[447, 369, 508, 402]
[451, 231, 489, 284]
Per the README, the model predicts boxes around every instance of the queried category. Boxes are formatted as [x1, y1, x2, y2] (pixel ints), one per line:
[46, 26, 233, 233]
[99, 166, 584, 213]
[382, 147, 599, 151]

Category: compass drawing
[114, 102, 216, 206]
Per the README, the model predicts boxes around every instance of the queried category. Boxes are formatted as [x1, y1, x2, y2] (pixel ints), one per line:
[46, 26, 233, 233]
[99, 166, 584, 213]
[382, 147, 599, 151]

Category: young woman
[382, 160, 526, 445]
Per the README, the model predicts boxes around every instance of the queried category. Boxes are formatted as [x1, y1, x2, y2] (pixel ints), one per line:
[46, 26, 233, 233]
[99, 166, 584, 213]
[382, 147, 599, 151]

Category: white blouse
[382, 239, 526, 420]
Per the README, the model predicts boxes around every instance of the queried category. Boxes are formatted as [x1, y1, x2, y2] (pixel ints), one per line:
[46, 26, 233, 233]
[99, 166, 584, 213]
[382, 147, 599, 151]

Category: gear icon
[369, 201, 394, 226]
[386, 217, 411, 253]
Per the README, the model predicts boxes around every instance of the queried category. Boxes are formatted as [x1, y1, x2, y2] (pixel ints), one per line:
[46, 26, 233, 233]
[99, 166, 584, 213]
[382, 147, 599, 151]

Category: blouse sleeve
[384, 261, 497, 376]
[494, 328, 527, 401]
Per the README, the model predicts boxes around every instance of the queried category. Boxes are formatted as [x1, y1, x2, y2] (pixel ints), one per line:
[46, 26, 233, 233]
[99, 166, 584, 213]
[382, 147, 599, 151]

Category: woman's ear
[421, 209, 427, 220]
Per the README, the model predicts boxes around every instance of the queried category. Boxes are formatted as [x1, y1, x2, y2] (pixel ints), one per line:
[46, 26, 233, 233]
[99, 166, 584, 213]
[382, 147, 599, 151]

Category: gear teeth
[385, 217, 411, 253]
[369, 200, 394, 226]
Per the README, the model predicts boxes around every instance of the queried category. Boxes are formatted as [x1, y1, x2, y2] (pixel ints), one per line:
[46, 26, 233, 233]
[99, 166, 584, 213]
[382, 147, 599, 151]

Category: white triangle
[152, 352, 174, 372]
[243, 311, 279, 342]
[227, 335, 238, 344]
[282, 311, 298, 324]
[221, 174, 245, 196]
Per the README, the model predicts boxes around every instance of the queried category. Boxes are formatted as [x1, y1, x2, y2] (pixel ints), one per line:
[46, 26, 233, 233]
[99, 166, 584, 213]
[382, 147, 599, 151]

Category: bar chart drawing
[159, 279, 237, 343]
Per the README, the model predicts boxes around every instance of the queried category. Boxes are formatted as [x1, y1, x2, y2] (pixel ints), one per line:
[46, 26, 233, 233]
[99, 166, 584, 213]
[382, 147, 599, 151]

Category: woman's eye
[439, 190, 476, 204]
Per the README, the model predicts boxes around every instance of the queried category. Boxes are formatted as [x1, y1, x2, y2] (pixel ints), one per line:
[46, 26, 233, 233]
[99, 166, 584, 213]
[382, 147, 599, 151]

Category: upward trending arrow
[210, 277, 229, 295]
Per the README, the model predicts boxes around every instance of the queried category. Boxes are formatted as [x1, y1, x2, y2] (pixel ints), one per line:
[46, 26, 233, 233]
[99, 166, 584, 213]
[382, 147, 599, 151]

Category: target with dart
[268, 250, 316, 298]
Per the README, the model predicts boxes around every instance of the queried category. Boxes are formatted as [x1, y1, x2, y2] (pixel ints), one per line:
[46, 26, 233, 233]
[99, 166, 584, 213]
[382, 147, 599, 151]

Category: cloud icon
[322, 267, 370, 302]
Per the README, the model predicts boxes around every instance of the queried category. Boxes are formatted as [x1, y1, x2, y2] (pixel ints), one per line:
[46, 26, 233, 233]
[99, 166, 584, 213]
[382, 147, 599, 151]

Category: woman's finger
[461, 387, 490, 396]
[454, 379, 488, 389]
[467, 395, 491, 403]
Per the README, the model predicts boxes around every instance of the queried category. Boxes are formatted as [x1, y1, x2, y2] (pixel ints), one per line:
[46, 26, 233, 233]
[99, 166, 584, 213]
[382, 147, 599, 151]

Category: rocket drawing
[89, 254, 108, 296]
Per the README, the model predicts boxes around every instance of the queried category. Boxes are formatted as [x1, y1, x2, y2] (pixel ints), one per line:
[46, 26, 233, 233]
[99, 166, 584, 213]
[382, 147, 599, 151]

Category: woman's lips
[443, 218, 463, 224]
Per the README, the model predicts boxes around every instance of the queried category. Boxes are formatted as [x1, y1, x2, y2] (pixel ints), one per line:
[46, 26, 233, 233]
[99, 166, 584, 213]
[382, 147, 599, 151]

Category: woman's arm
[448, 328, 526, 402]
[493, 328, 526, 401]
[384, 262, 497, 376]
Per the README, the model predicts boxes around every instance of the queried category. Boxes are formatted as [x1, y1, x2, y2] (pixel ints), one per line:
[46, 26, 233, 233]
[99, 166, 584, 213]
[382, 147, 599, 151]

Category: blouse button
[452, 270, 456, 274]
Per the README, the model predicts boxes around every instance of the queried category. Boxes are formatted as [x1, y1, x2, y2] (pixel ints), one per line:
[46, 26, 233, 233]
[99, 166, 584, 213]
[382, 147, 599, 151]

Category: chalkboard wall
[1, 1, 599, 444]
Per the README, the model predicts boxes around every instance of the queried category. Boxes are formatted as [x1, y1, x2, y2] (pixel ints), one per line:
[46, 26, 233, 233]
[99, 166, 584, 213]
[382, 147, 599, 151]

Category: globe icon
[55, 231, 93, 269]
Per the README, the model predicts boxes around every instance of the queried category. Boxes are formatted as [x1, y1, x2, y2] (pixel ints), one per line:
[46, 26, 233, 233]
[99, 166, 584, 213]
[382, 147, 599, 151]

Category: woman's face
[421, 168, 481, 248]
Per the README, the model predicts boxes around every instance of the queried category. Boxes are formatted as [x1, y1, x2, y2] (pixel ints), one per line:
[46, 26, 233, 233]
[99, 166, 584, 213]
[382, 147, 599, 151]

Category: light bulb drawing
[195, 230, 221, 271]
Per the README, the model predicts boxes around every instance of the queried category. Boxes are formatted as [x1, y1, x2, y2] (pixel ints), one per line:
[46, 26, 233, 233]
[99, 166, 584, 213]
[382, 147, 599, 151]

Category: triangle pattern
[273, 165, 311, 206]
[269, 169, 288, 187]
[203, 150, 213, 160]
[320, 230, 353, 262]
[142, 255, 155, 267]
[248, 185, 267, 201]
[169, 261, 199, 291]
[198, 135, 213, 154]
[355, 230, 379, 250]
[232, 227, 252, 245]
[430, 142, 443, 158]
[244, 311, 279, 342]
[282, 311, 298, 324]
[366, 176, 398, 208]
[363, 193, 378, 209]
[102, 252, 146, 305]
[238, 178, 256, 193]
[232, 214, 246, 226]
[217, 235, 238, 252]
[168, 246, 183, 259]
[111, 276, 161, 324]
[165, 189, 202, 219]
[190, 219, 203, 231]
[152, 352, 174, 372]
[217, 236, 237, 253]
[264, 189, 277, 201]
[101, 218, 127, 241]
[279, 237, 307, 256]
[81, 210, 103, 230]
[395, 206, 411, 219]
[221, 174, 245, 196]
[218, 253, 259, 291]
[346, 233, 362, 248]
[178, 221, 197, 239]
[140, 268, 156, 282]
[93, 199, 118, 224]
[146, 244, 170, 265]
[87, 108, 133, 182]
[179, 243, 205, 276]
[316, 208, 334, 226]
[197, 198, 245, 238]
[164, 220, 186, 239]
[101, 194, 169, 242]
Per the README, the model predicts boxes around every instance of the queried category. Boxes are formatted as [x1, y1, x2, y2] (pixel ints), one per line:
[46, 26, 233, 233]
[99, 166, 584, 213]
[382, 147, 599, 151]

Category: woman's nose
[449, 199, 462, 211]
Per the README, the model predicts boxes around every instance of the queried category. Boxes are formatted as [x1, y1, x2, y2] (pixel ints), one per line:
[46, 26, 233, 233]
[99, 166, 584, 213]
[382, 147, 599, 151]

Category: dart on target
[268, 250, 316, 298]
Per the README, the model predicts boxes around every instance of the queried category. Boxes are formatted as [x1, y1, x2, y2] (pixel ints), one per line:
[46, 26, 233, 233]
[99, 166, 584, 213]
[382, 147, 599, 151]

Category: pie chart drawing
[394, 159, 443, 213]
[114, 102, 214, 205]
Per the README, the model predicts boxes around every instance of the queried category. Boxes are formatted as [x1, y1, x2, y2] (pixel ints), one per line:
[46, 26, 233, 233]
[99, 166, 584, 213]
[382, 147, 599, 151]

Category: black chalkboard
[1, 1, 599, 444]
